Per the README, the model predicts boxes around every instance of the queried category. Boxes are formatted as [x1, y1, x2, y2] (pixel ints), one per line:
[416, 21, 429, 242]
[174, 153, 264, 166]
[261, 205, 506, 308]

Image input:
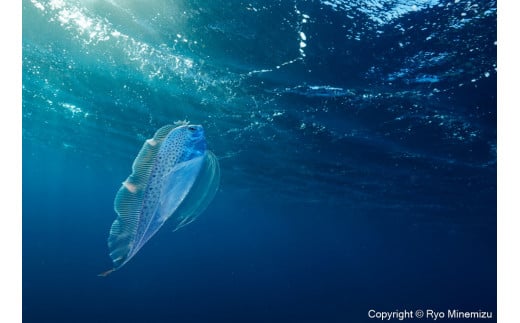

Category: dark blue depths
[23, 0, 496, 322]
[23, 147, 496, 322]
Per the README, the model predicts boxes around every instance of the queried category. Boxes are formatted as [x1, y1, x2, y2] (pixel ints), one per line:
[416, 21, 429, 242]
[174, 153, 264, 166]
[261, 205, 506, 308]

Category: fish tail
[98, 268, 116, 277]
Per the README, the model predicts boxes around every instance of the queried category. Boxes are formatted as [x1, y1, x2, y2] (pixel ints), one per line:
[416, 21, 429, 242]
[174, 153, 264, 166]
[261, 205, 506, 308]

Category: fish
[99, 124, 220, 276]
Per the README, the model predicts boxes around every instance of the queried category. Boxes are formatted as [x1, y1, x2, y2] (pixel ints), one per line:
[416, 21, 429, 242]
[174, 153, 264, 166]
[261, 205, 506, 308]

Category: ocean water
[22, 0, 496, 322]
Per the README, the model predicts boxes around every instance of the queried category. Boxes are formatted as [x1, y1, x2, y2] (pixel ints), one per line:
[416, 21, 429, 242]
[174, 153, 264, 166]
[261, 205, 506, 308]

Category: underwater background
[22, 0, 496, 322]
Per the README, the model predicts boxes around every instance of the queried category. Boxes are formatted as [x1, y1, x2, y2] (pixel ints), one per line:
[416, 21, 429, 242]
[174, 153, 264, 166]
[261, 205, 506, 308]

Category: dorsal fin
[127, 124, 176, 187]
[107, 125, 176, 269]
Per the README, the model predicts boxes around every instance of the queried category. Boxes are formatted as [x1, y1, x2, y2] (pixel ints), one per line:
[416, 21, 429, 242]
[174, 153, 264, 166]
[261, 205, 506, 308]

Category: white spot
[123, 181, 138, 193]
[300, 41, 307, 48]
[61, 102, 82, 115]
[76, 15, 92, 30]
[299, 32, 307, 41]
[49, 0, 65, 10]
[184, 58, 193, 68]
[300, 123, 306, 130]
[31, 0, 45, 11]
[146, 138, 158, 146]
[484, 72, 490, 77]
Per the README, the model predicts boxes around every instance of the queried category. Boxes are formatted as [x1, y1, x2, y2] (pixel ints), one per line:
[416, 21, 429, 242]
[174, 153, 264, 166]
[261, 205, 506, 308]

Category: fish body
[100, 124, 220, 275]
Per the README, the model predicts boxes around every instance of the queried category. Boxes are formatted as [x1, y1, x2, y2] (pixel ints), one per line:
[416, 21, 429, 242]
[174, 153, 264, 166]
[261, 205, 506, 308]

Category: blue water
[23, 0, 496, 322]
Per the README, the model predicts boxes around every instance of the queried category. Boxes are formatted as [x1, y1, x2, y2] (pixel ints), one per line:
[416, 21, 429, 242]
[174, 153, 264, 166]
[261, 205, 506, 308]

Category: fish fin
[158, 156, 205, 220]
[98, 268, 116, 277]
[126, 125, 176, 187]
[173, 120, 189, 126]
[108, 125, 176, 270]
[170, 151, 221, 231]
[172, 216, 197, 232]
[152, 124, 177, 141]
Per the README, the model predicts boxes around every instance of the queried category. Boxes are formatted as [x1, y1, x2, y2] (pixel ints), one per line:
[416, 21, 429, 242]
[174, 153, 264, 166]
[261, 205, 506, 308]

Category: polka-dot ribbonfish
[99, 124, 220, 276]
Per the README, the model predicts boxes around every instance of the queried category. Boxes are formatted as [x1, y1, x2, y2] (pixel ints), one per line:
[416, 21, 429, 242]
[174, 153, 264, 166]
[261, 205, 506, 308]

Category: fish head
[183, 124, 207, 156]
[186, 124, 205, 141]
[160, 124, 208, 162]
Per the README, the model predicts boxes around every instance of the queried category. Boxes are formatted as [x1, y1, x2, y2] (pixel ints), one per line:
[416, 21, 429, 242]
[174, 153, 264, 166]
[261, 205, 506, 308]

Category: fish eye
[188, 126, 197, 132]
